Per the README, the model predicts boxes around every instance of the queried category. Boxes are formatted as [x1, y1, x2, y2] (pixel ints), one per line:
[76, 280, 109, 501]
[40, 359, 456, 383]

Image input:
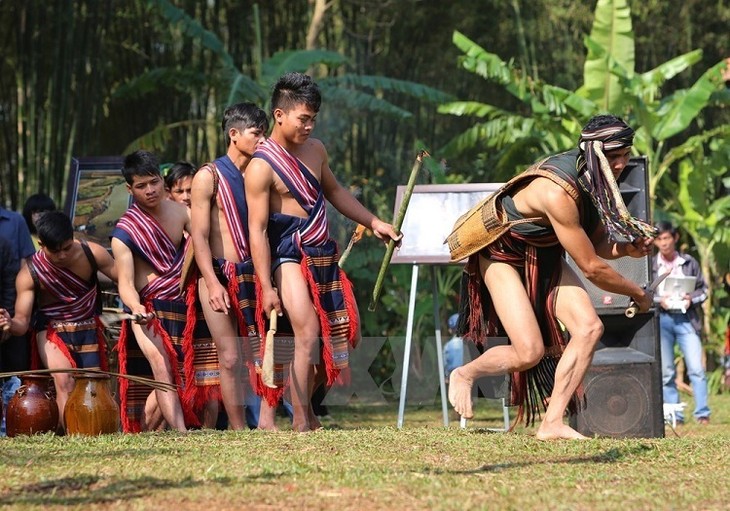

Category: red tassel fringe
[45, 326, 78, 369]
[116, 320, 136, 433]
[182, 277, 200, 422]
[299, 255, 339, 387]
[145, 301, 200, 428]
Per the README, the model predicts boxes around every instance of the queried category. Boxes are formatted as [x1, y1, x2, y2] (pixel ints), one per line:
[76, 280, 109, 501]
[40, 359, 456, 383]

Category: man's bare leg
[198, 278, 247, 430]
[142, 391, 166, 431]
[257, 399, 279, 431]
[37, 333, 74, 429]
[276, 263, 320, 432]
[131, 323, 187, 432]
[201, 399, 219, 429]
[449, 256, 545, 419]
[535, 261, 602, 440]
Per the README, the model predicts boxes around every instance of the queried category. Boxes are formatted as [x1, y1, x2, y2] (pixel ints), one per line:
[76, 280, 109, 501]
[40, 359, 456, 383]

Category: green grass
[1, 395, 728, 510]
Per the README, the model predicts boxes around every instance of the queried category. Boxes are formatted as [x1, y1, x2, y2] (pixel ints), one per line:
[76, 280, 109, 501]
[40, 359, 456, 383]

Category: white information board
[391, 183, 502, 265]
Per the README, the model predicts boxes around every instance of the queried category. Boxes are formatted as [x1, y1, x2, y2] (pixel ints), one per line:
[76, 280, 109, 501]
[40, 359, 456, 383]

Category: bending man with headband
[446, 114, 656, 440]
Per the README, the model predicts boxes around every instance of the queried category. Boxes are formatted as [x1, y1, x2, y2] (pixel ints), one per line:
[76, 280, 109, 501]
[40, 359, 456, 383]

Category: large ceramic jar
[5, 374, 59, 437]
[64, 374, 120, 435]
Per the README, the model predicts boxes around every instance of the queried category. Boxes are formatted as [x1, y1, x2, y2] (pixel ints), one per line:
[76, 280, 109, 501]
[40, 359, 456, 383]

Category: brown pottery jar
[64, 374, 120, 435]
[5, 374, 59, 437]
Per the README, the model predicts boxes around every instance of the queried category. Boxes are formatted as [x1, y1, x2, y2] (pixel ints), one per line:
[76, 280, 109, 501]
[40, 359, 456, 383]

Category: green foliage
[438, 31, 593, 180]
[578, 0, 634, 111]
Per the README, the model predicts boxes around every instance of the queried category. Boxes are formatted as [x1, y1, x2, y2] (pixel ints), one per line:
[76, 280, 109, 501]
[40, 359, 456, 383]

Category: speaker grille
[579, 364, 651, 437]
[570, 313, 663, 438]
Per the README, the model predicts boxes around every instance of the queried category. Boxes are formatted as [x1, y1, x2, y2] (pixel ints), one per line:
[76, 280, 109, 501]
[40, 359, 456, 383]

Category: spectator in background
[165, 161, 196, 208]
[0, 237, 19, 435]
[0, 204, 35, 266]
[0, 238, 17, 314]
[653, 220, 710, 424]
[443, 313, 464, 383]
[22, 193, 57, 249]
[0, 204, 35, 435]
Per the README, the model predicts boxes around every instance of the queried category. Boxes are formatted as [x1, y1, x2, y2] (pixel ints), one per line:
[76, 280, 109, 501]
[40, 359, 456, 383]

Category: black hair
[582, 114, 627, 132]
[35, 210, 74, 250]
[221, 102, 269, 146]
[22, 193, 57, 234]
[655, 220, 678, 237]
[164, 161, 197, 190]
[270, 72, 321, 117]
[122, 150, 161, 185]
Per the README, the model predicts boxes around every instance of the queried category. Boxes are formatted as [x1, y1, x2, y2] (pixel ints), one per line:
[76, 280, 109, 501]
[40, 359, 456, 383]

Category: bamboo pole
[368, 150, 428, 311]
[338, 224, 365, 269]
[0, 368, 178, 392]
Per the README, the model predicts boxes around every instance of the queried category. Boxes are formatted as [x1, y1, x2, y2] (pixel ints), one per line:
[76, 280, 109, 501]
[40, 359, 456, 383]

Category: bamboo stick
[0, 368, 178, 392]
[338, 224, 365, 269]
[368, 150, 428, 311]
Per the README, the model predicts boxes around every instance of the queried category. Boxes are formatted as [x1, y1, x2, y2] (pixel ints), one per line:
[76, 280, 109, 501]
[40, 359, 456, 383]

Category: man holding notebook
[653, 221, 710, 424]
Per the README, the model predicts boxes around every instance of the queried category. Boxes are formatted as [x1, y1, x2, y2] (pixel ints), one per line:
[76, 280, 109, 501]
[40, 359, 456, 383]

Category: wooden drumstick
[261, 310, 278, 389]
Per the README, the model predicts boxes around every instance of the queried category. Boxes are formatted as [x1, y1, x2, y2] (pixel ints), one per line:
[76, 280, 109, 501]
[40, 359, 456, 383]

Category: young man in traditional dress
[445, 115, 655, 440]
[0, 211, 116, 426]
[246, 72, 401, 432]
[190, 102, 272, 430]
[111, 150, 196, 433]
[165, 161, 196, 207]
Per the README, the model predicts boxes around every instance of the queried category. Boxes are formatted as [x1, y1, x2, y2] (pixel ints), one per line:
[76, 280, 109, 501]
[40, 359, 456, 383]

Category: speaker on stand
[569, 313, 664, 438]
[566, 156, 664, 438]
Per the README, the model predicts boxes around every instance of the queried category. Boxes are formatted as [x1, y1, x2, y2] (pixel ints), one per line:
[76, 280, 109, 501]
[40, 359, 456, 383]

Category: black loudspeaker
[565, 156, 651, 312]
[569, 312, 664, 438]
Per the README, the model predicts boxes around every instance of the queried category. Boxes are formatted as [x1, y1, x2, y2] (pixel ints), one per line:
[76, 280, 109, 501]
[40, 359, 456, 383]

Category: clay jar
[5, 374, 59, 437]
[64, 374, 120, 435]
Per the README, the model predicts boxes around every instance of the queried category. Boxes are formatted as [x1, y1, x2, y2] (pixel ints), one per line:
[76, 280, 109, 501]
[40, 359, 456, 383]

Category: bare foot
[257, 418, 279, 431]
[292, 421, 313, 433]
[535, 421, 588, 440]
[448, 367, 474, 419]
[308, 410, 322, 431]
[257, 401, 279, 431]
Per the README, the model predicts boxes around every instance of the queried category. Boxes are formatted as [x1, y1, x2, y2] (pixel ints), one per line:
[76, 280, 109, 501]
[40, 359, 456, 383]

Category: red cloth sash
[113, 203, 185, 300]
[30, 250, 97, 322]
[254, 138, 329, 247]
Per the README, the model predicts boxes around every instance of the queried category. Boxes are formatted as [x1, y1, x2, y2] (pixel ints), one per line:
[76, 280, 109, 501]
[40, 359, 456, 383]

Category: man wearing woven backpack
[447, 115, 655, 440]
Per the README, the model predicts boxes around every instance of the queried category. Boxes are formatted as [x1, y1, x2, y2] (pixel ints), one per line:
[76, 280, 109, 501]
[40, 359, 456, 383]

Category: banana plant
[437, 0, 729, 192]
[437, 30, 595, 179]
[662, 146, 730, 385]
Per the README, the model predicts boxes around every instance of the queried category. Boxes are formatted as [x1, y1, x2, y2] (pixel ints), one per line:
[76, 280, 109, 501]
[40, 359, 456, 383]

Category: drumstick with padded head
[261, 310, 278, 389]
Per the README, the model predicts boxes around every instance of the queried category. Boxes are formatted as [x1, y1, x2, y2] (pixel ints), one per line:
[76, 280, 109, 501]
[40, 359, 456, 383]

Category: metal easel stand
[459, 398, 510, 432]
[397, 265, 449, 429]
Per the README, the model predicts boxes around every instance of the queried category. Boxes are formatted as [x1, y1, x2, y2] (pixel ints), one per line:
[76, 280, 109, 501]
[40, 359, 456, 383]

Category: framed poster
[391, 183, 502, 265]
[64, 156, 128, 249]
